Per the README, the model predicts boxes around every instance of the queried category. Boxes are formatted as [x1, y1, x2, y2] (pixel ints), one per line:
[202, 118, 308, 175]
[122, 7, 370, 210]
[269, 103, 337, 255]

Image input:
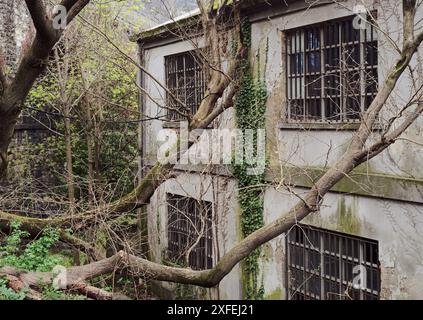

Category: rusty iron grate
[286, 224, 380, 300]
[285, 14, 378, 123]
[165, 50, 207, 121]
[167, 194, 213, 270]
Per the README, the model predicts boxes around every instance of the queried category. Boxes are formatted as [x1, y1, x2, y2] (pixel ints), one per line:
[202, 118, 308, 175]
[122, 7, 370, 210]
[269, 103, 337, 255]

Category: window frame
[164, 49, 208, 121]
[285, 223, 381, 300]
[166, 193, 214, 270]
[283, 14, 378, 124]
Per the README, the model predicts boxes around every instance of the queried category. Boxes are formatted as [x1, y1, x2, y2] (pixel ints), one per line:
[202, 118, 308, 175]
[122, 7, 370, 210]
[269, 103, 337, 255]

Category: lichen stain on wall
[264, 288, 282, 300]
[265, 76, 284, 169]
[336, 197, 361, 235]
[303, 196, 362, 236]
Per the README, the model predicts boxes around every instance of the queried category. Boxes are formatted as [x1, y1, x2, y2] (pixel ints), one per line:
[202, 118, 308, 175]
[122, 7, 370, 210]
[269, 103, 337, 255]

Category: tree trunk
[93, 99, 102, 198]
[86, 108, 95, 207]
[0, 95, 20, 179]
[64, 103, 76, 214]
[0, 0, 93, 177]
[80, 66, 96, 207]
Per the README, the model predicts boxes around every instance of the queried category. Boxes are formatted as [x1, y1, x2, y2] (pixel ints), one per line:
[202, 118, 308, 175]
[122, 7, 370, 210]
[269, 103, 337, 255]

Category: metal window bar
[167, 194, 213, 270]
[286, 15, 378, 123]
[165, 50, 207, 121]
[286, 224, 380, 300]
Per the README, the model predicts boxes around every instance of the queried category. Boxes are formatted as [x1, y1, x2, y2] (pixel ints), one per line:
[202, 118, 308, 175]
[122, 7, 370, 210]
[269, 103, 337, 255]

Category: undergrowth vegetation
[0, 222, 80, 300]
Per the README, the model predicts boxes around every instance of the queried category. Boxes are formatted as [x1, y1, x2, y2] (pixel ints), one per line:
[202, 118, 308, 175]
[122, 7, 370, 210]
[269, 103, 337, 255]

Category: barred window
[165, 50, 207, 121]
[286, 224, 380, 300]
[286, 15, 378, 122]
[167, 194, 213, 270]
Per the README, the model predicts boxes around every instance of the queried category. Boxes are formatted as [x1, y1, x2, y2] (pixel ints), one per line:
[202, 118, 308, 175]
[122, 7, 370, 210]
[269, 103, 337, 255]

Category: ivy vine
[233, 18, 268, 300]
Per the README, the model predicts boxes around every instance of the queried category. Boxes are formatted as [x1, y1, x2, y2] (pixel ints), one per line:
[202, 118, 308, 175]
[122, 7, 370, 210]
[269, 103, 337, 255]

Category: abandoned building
[138, 0, 422, 300]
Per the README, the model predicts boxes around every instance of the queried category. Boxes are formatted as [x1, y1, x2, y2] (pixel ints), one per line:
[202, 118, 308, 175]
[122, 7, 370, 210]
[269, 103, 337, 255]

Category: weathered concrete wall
[250, 0, 423, 180]
[262, 186, 423, 299]
[147, 172, 242, 299]
[141, 0, 423, 299]
[142, 35, 236, 166]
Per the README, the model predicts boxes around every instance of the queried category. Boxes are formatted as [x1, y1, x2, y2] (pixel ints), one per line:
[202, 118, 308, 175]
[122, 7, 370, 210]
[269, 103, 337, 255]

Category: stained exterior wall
[147, 173, 242, 299]
[140, 0, 423, 299]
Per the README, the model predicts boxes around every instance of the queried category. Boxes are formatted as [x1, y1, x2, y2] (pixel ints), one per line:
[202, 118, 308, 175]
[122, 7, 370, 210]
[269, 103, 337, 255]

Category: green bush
[0, 279, 26, 300]
[0, 221, 74, 300]
[0, 221, 65, 272]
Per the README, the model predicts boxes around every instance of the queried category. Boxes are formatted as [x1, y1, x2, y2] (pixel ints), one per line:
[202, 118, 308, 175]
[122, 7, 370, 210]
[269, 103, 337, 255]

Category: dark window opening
[286, 224, 380, 300]
[167, 194, 213, 270]
[286, 15, 378, 123]
[165, 50, 207, 121]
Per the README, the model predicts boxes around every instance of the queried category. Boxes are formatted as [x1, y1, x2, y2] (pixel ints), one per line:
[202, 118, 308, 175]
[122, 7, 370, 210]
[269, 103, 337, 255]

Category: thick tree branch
[0, 210, 104, 259]
[60, 0, 80, 11]
[0, 52, 7, 90]
[403, 0, 417, 44]
[66, 0, 90, 24]
[25, 0, 55, 41]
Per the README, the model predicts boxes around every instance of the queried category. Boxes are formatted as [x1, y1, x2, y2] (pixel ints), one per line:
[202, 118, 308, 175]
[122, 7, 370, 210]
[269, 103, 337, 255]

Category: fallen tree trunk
[3, 275, 43, 300]
[69, 283, 131, 300]
[0, 251, 212, 288]
[0, 255, 130, 300]
[3, 273, 128, 300]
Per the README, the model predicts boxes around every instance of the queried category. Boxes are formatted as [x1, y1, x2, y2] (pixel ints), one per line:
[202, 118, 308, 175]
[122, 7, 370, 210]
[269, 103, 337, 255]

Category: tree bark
[1, 269, 129, 300]
[0, 96, 20, 179]
[3, 275, 43, 300]
[64, 103, 77, 214]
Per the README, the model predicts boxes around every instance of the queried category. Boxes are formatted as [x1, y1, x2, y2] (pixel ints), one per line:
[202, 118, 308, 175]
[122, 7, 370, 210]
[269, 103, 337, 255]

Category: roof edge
[131, 0, 288, 44]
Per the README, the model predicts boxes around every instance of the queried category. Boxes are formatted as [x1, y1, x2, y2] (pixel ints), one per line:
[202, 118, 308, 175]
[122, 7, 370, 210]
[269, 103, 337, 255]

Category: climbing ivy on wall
[233, 18, 268, 300]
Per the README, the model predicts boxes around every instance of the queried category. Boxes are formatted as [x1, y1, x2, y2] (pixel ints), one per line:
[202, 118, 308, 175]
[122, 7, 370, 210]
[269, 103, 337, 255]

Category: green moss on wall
[337, 197, 361, 234]
[264, 288, 282, 300]
[268, 165, 423, 203]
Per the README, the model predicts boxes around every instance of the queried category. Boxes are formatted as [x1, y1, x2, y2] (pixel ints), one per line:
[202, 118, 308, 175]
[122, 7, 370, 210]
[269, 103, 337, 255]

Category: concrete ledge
[142, 161, 423, 203]
[266, 166, 423, 204]
[278, 122, 383, 131]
